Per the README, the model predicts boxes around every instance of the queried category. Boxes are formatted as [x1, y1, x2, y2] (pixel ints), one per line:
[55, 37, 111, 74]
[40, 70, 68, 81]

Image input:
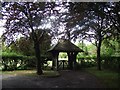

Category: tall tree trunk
[97, 38, 102, 70]
[34, 41, 43, 75]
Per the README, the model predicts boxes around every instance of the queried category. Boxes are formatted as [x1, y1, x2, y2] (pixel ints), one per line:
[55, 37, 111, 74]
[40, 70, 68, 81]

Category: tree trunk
[97, 39, 102, 70]
[34, 42, 43, 75]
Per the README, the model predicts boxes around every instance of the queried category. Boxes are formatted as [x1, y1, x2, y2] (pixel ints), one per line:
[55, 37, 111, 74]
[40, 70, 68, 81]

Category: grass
[85, 67, 119, 88]
[25, 70, 60, 78]
[1, 70, 60, 78]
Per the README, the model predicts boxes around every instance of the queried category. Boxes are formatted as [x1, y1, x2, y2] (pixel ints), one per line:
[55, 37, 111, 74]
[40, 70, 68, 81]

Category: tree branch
[105, 7, 120, 33]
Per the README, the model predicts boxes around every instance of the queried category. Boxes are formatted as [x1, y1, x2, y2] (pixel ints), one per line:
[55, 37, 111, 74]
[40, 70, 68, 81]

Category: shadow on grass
[84, 67, 119, 88]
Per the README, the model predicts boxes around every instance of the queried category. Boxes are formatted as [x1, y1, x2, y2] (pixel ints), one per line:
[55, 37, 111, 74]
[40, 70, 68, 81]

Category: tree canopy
[65, 2, 120, 70]
[1, 2, 120, 73]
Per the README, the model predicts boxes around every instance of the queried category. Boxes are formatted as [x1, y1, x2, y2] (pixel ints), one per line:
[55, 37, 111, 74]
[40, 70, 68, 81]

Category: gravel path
[2, 70, 104, 88]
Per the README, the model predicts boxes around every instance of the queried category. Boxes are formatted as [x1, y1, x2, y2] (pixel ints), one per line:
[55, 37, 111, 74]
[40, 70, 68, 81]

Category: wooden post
[51, 53, 55, 70]
[73, 52, 78, 70]
[62, 60, 65, 70]
[54, 52, 59, 71]
[51, 51, 56, 70]
[67, 52, 73, 70]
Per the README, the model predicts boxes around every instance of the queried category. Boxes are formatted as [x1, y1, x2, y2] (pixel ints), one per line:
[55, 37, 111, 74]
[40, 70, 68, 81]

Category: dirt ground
[2, 70, 105, 88]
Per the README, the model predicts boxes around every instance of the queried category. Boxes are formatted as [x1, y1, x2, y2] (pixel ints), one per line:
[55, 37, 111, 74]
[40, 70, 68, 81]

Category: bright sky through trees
[0, 20, 5, 36]
[0, 18, 92, 45]
[0, 2, 93, 45]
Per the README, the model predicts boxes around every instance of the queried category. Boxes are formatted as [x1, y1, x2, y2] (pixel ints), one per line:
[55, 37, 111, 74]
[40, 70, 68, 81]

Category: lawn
[1, 70, 60, 78]
[85, 67, 119, 88]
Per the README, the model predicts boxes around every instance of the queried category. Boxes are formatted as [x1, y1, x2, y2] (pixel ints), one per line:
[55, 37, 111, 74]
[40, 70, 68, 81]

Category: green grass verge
[1, 70, 60, 78]
[85, 67, 119, 88]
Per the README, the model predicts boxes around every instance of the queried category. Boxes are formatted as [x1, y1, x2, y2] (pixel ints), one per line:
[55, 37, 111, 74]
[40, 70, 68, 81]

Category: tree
[77, 42, 88, 56]
[10, 37, 34, 56]
[1, 2, 56, 75]
[86, 44, 96, 57]
[82, 2, 120, 70]
[67, 2, 120, 70]
[101, 36, 120, 57]
[10, 30, 51, 56]
[105, 2, 120, 34]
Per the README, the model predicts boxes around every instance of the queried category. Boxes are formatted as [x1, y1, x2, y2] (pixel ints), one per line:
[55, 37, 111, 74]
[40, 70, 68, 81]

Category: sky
[0, 19, 92, 45]
[0, 20, 5, 37]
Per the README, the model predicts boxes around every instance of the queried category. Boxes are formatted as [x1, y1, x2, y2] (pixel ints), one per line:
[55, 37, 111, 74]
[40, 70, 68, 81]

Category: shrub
[1, 52, 36, 71]
[1, 52, 51, 71]
[101, 56, 120, 71]
[77, 56, 97, 68]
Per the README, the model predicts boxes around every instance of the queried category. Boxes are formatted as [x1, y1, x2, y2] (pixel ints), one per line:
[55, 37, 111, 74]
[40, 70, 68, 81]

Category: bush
[1, 52, 36, 71]
[101, 56, 120, 71]
[1, 52, 51, 71]
[77, 55, 119, 71]
[77, 56, 97, 68]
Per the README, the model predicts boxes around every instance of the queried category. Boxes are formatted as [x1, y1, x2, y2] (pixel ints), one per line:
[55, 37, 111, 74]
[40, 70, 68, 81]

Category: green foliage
[1, 51, 53, 71]
[77, 42, 89, 56]
[10, 37, 34, 56]
[2, 51, 25, 59]
[59, 52, 68, 58]
[1, 2, 55, 74]
[100, 38, 120, 70]
[86, 44, 96, 56]
[68, 2, 120, 70]
[101, 56, 120, 71]
[76, 42, 97, 68]
[10, 31, 51, 56]
[76, 40, 119, 71]
[76, 42, 96, 59]
[1, 31, 52, 71]
[77, 55, 97, 68]
[101, 39, 118, 57]
[1, 51, 36, 71]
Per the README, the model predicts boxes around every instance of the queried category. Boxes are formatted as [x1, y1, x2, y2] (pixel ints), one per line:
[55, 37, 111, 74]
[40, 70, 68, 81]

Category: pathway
[2, 70, 104, 88]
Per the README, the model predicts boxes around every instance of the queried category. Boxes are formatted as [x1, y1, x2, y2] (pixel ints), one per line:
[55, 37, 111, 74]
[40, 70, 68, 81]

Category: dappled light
[1, 1, 119, 89]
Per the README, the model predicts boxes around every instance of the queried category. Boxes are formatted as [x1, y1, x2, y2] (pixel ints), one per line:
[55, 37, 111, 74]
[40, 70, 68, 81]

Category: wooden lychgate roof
[48, 39, 84, 52]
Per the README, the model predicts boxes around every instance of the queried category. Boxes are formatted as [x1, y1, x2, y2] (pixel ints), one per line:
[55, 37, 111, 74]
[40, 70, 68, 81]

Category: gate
[58, 60, 68, 70]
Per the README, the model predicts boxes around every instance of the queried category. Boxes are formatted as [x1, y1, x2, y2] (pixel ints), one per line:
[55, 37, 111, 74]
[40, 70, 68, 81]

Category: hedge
[1, 52, 36, 71]
[77, 55, 120, 70]
[1, 52, 52, 71]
